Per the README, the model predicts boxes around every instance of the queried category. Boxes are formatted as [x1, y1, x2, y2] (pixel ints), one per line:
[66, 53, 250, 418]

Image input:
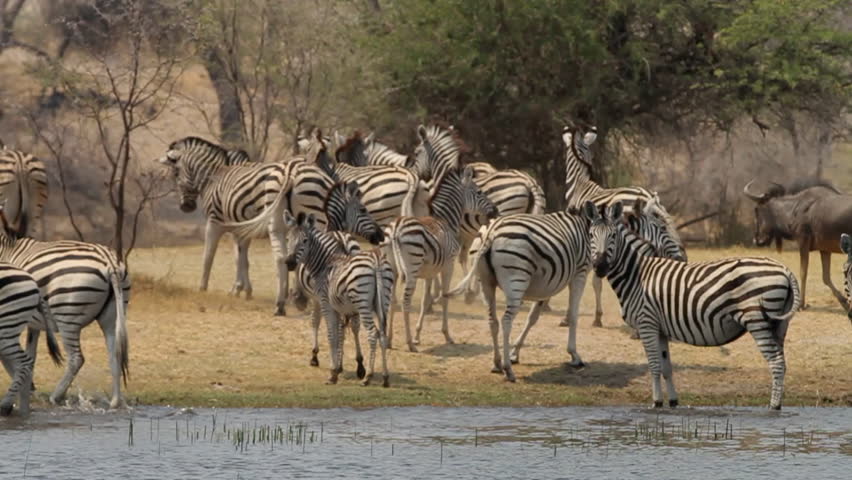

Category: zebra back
[413, 125, 460, 182]
[0, 147, 48, 237]
[364, 140, 411, 169]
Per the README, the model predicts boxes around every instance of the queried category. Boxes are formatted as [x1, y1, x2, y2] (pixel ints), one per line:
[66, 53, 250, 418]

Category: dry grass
[17, 240, 852, 408]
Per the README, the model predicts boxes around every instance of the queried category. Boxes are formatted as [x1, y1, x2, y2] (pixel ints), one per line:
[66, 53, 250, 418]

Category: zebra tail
[446, 228, 492, 298]
[36, 299, 63, 366]
[110, 268, 129, 386]
[400, 171, 417, 218]
[221, 175, 293, 242]
[530, 179, 546, 215]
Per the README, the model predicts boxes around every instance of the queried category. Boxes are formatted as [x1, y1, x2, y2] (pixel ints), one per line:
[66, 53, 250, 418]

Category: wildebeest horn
[743, 180, 766, 202]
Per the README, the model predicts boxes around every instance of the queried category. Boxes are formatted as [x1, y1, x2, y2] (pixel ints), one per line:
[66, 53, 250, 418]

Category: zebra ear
[417, 124, 428, 142]
[284, 210, 297, 228]
[634, 199, 645, 215]
[581, 201, 599, 221]
[609, 202, 624, 222]
[841, 234, 852, 256]
[561, 126, 573, 148]
[461, 166, 474, 183]
[296, 211, 307, 227]
[334, 131, 346, 148]
[583, 126, 598, 146]
[364, 132, 375, 145]
[306, 213, 317, 228]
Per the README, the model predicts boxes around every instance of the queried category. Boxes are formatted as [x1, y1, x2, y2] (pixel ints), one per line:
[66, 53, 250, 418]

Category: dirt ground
[19, 240, 852, 409]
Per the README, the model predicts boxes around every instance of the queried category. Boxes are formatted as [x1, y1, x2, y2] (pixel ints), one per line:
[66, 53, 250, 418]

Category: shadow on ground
[422, 343, 491, 358]
[524, 362, 728, 388]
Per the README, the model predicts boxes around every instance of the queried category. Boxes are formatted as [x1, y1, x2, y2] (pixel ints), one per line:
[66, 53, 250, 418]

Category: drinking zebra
[386, 163, 498, 352]
[0, 210, 131, 408]
[159, 135, 345, 315]
[447, 199, 683, 381]
[584, 201, 799, 409]
[840, 234, 852, 323]
[0, 263, 62, 416]
[286, 212, 395, 386]
[0, 145, 48, 237]
[562, 124, 686, 327]
[287, 181, 385, 373]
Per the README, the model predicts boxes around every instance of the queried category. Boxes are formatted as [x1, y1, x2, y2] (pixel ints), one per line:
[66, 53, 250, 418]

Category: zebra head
[324, 181, 385, 245]
[335, 132, 370, 167]
[460, 166, 498, 220]
[626, 199, 687, 262]
[159, 137, 237, 213]
[583, 200, 623, 277]
[412, 124, 460, 182]
[562, 124, 597, 202]
[841, 234, 852, 321]
[284, 212, 318, 271]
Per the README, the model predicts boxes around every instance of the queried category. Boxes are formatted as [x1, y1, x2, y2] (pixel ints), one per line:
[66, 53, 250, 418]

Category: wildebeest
[743, 178, 852, 309]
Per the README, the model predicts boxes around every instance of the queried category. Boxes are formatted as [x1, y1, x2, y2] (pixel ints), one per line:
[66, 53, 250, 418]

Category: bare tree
[38, 0, 197, 263]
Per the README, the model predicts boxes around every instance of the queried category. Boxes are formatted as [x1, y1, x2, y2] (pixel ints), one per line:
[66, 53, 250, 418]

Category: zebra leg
[637, 324, 664, 408]
[401, 275, 418, 353]
[349, 316, 366, 379]
[0, 343, 33, 416]
[269, 214, 289, 316]
[319, 301, 341, 384]
[200, 219, 225, 292]
[414, 280, 429, 346]
[50, 329, 84, 405]
[745, 318, 786, 410]
[336, 318, 346, 376]
[591, 276, 604, 328]
[230, 238, 253, 300]
[510, 300, 544, 364]
[97, 302, 124, 409]
[310, 302, 321, 367]
[360, 312, 376, 387]
[478, 274, 502, 374]
[387, 282, 396, 350]
[439, 263, 455, 345]
[565, 272, 587, 367]
[500, 303, 521, 382]
[658, 335, 678, 407]
[422, 279, 435, 316]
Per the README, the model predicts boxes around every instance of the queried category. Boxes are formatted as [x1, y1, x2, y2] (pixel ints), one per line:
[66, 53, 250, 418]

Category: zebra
[159, 135, 354, 316]
[447, 199, 683, 381]
[285, 212, 395, 387]
[840, 233, 852, 324]
[562, 124, 686, 328]
[286, 182, 385, 373]
[316, 132, 420, 226]
[584, 200, 800, 409]
[386, 164, 498, 352]
[0, 209, 131, 409]
[0, 263, 62, 416]
[456, 164, 547, 303]
[0, 146, 48, 238]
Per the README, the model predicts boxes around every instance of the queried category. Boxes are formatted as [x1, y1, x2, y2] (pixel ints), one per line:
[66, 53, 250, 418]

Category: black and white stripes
[0, 146, 48, 237]
[584, 201, 800, 409]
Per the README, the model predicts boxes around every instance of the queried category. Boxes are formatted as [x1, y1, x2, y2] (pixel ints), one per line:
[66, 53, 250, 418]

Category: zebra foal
[286, 213, 395, 386]
[584, 201, 800, 409]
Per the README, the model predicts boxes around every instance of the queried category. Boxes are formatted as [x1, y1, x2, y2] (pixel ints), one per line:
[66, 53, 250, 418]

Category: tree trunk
[203, 49, 243, 144]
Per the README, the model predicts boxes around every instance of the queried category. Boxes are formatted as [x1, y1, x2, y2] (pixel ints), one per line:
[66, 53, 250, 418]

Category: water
[1, 406, 850, 479]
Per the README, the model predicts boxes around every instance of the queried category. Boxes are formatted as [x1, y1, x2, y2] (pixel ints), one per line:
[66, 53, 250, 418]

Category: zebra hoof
[591, 321, 603, 328]
[361, 375, 372, 387]
[653, 401, 663, 409]
[310, 356, 319, 367]
[557, 318, 570, 327]
[382, 375, 390, 388]
[407, 344, 418, 353]
[669, 399, 679, 408]
[510, 357, 519, 365]
[0, 403, 12, 416]
[566, 361, 585, 369]
[770, 404, 782, 411]
[491, 365, 503, 374]
[356, 362, 366, 380]
[503, 369, 516, 383]
[274, 305, 286, 316]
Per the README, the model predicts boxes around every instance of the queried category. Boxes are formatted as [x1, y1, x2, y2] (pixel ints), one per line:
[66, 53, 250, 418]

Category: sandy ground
[16, 240, 852, 409]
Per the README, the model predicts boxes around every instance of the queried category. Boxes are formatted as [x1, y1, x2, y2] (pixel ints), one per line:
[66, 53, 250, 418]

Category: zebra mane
[566, 127, 595, 174]
[618, 220, 662, 257]
[335, 131, 365, 166]
[422, 125, 460, 166]
[172, 136, 251, 165]
[366, 140, 410, 163]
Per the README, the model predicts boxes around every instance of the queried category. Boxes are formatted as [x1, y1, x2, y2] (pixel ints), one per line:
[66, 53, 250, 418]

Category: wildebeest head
[743, 180, 789, 250]
[840, 234, 852, 321]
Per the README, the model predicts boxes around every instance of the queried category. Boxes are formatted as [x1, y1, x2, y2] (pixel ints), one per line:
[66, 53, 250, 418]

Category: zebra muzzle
[593, 260, 609, 277]
[180, 199, 197, 212]
[368, 230, 385, 245]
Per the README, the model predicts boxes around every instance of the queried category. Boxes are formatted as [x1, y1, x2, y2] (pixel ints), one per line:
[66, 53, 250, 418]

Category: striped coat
[0, 146, 48, 237]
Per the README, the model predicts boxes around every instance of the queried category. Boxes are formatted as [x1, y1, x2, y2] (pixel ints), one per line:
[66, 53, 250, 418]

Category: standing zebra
[159, 135, 341, 315]
[584, 201, 799, 409]
[387, 164, 498, 352]
[0, 145, 48, 238]
[0, 263, 62, 416]
[288, 181, 385, 373]
[562, 124, 686, 327]
[286, 213, 395, 386]
[447, 200, 683, 381]
[0, 210, 131, 409]
[840, 234, 852, 323]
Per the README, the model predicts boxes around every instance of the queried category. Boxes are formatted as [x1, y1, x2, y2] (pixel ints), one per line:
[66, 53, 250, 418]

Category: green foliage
[361, 0, 851, 198]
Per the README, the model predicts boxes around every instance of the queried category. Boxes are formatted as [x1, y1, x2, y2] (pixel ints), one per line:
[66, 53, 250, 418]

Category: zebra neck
[605, 229, 650, 295]
[429, 180, 462, 232]
[564, 158, 603, 207]
[302, 234, 346, 278]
